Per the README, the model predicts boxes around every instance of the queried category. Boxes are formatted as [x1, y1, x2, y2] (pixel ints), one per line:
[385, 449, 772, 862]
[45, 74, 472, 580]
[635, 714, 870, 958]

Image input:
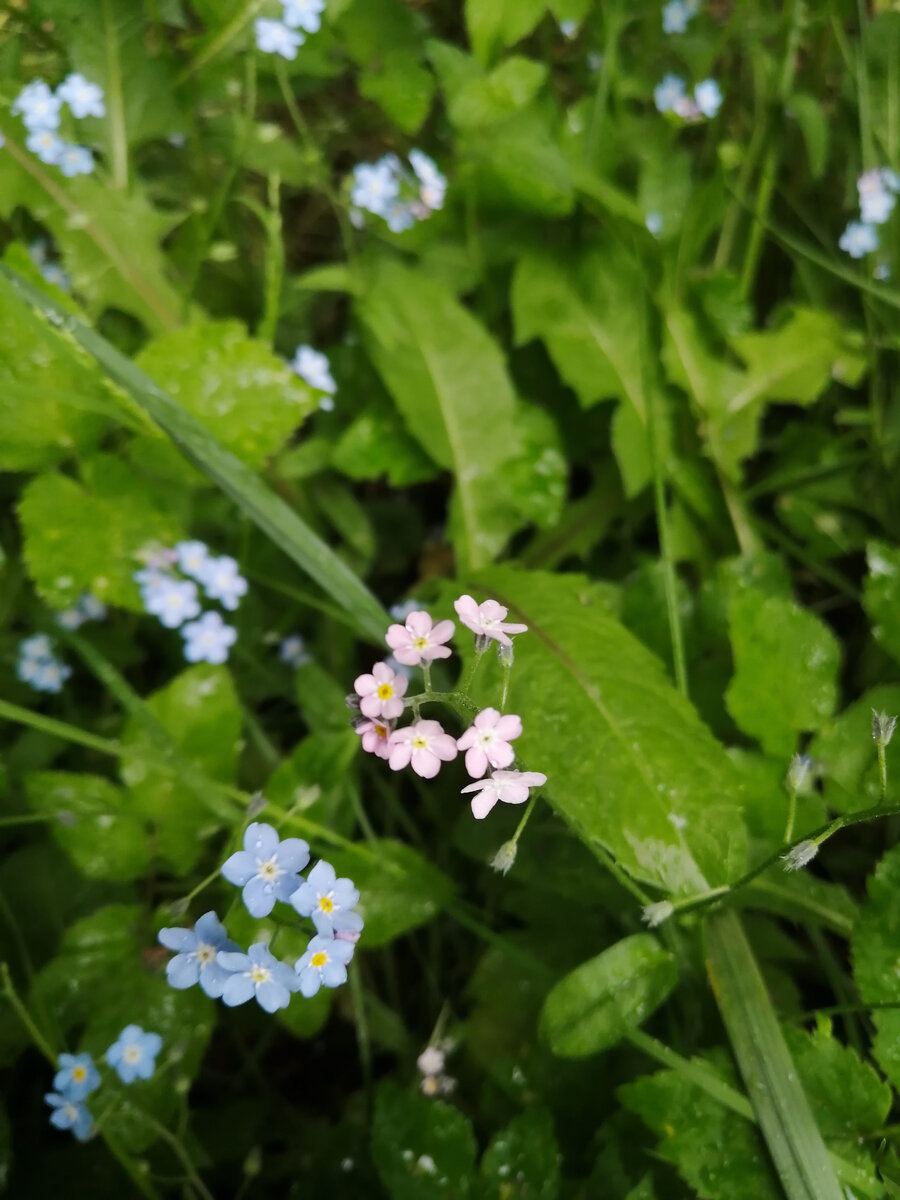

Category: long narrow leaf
[1, 265, 388, 643]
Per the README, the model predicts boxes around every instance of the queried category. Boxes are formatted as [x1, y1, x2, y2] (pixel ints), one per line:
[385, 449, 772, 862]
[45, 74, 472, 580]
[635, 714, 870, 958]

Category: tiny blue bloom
[19, 634, 53, 663]
[57, 73, 106, 119]
[282, 0, 325, 33]
[13, 80, 62, 131]
[181, 610, 237, 664]
[645, 211, 663, 235]
[26, 129, 64, 165]
[217, 942, 299, 1012]
[839, 220, 879, 258]
[694, 78, 722, 118]
[279, 634, 310, 668]
[386, 201, 415, 233]
[409, 149, 446, 212]
[41, 262, 70, 291]
[221, 822, 310, 918]
[200, 555, 247, 611]
[45, 1092, 93, 1141]
[17, 636, 71, 693]
[57, 593, 106, 630]
[106, 1025, 163, 1084]
[53, 1052, 100, 1101]
[56, 144, 95, 178]
[350, 161, 399, 217]
[662, 0, 692, 34]
[654, 74, 686, 113]
[295, 934, 354, 998]
[389, 599, 420, 622]
[143, 577, 201, 628]
[254, 17, 304, 58]
[292, 345, 337, 401]
[158, 911, 239, 998]
[290, 860, 361, 937]
[559, 19, 579, 38]
[174, 540, 212, 581]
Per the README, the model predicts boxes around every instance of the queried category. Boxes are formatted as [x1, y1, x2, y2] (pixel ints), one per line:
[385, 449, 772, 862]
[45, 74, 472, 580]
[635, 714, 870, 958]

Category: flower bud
[490, 840, 518, 875]
[641, 900, 674, 929]
[787, 754, 813, 793]
[872, 710, 897, 746]
[781, 839, 818, 872]
[346, 692, 361, 711]
[246, 791, 268, 818]
[497, 642, 514, 667]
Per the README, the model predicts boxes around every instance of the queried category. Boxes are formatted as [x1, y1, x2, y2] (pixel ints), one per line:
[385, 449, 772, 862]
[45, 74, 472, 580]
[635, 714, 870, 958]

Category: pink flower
[461, 769, 547, 819]
[388, 720, 458, 779]
[385, 610, 455, 667]
[453, 595, 527, 648]
[353, 662, 408, 719]
[356, 718, 394, 759]
[456, 707, 522, 778]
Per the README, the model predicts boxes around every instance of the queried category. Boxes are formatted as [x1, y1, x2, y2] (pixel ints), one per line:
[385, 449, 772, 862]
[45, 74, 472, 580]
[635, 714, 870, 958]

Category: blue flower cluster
[159, 823, 363, 1014]
[350, 151, 447, 233]
[654, 73, 722, 120]
[255, 0, 324, 60]
[291, 344, 337, 411]
[16, 634, 71, 694]
[11, 75, 103, 177]
[134, 541, 245, 663]
[57, 592, 107, 631]
[44, 1028, 162, 1144]
[839, 168, 899, 262]
[662, 0, 699, 34]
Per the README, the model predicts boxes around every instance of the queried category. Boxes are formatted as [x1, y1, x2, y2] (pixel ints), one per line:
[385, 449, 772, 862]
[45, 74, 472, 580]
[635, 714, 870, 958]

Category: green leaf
[851, 844, 900, 1091]
[372, 1081, 477, 1199]
[25, 772, 150, 882]
[478, 1108, 559, 1200]
[135, 321, 316, 469]
[725, 587, 840, 758]
[787, 93, 830, 180]
[729, 308, 867, 404]
[784, 1027, 892, 1140]
[449, 56, 548, 127]
[358, 50, 435, 133]
[462, 566, 748, 895]
[1, 265, 388, 642]
[540, 933, 677, 1057]
[808, 684, 900, 814]
[462, 114, 574, 216]
[332, 404, 438, 487]
[863, 541, 900, 665]
[18, 463, 183, 611]
[120, 665, 241, 873]
[464, 0, 546, 64]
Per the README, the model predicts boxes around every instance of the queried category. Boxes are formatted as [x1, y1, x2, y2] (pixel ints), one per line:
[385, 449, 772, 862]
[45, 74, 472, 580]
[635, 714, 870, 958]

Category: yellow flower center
[411, 736, 428, 750]
[413, 636, 429, 649]
[375, 723, 388, 740]
[319, 895, 334, 914]
[123, 1045, 142, 1064]
[310, 951, 328, 968]
[377, 683, 393, 700]
[250, 965, 271, 984]
[196, 944, 216, 965]
[72, 1065, 87, 1082]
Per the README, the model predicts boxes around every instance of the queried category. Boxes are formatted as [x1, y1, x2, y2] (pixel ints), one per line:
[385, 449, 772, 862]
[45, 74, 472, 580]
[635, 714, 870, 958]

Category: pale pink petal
[500, 620, 528, 635]
[499, 783, 530, 805]
[453, 595, 480, 627]
[354, 673, 377, 696]
[405, 611, 433, 638]
[426, 644, 452, 661]
[430, 619, 455, 645]
[490, 629, 513, 648]
[460, 780, 486, 794]
[360, 694, 384, 718]
[392, 645, 421, 666]
[389, 727, 414, 746]
[381, 696, 405, 719]
[411, 747, 441, 778]
[388, 743, 412, 771]
[464, 745, 488, 778]
[487, 742, 515, 770]
[385, 624, 409, 651]
[372, 662, 392, 683]
[456, 726, 477, 751]
[392, 674, 408, 698]
[493, 714, 522, 740]
[470, 790, 498, 819]
[481, 600, 508, 622]
[474, 707, 500, 730]
[417, 720, 445, 738]
[431, 734, 459, 762]
[518, 771, 547, 787]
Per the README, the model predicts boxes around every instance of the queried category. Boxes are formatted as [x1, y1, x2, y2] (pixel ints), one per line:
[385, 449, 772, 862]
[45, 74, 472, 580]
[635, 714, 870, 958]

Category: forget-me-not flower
[295, 934, 354, 997]
[143, 577, 201, 628]
[221, 821, 310, 917]
[858, 169, 897, 225]
[26, 129, 64, 165]
[57, 144, 95, 178]
[13, 81, 62, 131]
[654, 73, 686, 113]
[279, 634, 310, 667]
[290, 860, 360, 937]
[201, 555, 247, 611]
[694, 78, 722, 118]
[106, 1025, 163, 1084]
[559, 19, 579, 38]
[53, 1053, 100, 1101]
[57, 593, 106, 630]
[254, 17, 304, 58]
[17, 637, 72, 694]
[409, 149, 446, 212]
[351, 160, 399, 217]
[57, 73, 106, 119]
[19, 634, 53, 663]
[282, 0, 325, 33]
[217, 942, 299, 1012]
[44, 1093, 93, 1141]
[158, 911, 239, 998]
[291, 345, 337, 409]
[174, 540, 212, 582]
[840, 220, 879, 258]
[181, 611, 237, 664]
[663, 0, 692, 33]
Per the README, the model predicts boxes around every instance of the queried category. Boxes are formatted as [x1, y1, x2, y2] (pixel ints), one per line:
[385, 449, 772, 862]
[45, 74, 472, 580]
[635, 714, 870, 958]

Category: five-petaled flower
[221, 821, 310, 918]
[106, 1025, 163, 1084]
[181, 610, 237, 664]
[53, 1053, 100, 1101]
[457, 708, 523, 778]
[388, 719, 458, 779]
[454, 595, 527, 648]
[57, 73, 106, 119]
[13, 80, 61, 131]
[144, 577, 201, 628]
[201, 555, 248, 611]
[44, 1092, 93, 1141]
[461, 769, 548, 819]
[385, 610, 455, 667]
[283, 0, 325, 33]
[295, 935, 354, 997]
[217, 943, 300, 1012]
[356, 717, 394, 759]
[174, 540, 211, 581]
[254, 17, 304, 58]
[354, 661, 408, 720]
[290, 860, 361, 937]
[158, 911, 239, 998]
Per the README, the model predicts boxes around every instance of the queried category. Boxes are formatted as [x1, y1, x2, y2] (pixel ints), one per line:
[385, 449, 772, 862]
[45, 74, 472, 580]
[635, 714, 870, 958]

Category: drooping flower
[291, 345, 336, 409]
[839, 220, 879, 258]
[282, 0, 325, 34]
[53, 1053, 100, 1101]
[457, 708, 523, 778]
[356, 717, 394, 759]
[143, 577, 201, 628]
[388, 719, 458, 779]
[354, 661, 408, 720]
[158, 911, 239, 998]
[174, 540, 211, 581]
[217, 942, 300, 1012]
[57, 144, 95, 178]
[254, 17, 304, 58]
[279, 633, 310, 667]
[654, 73, 686, 113]
[453, 595, 527, 648]
[26, 129, 64, 165]
[290, 860, 360, 937]
[221, 821, 310, 918]
[106, 1025, 163, 1084]
[782, 839, 818, 872]
[200, 555, 247, 611]
[44, 1093, 93, 1141]
[385, 610, 455, 667]
[181, 610, 237, 664]
[461, 769, 547, 819]
[351, 159, 400, 217]
[295, 934, 354, 997]
[13, 80, 62, 131]
[57, 73, 106, 119]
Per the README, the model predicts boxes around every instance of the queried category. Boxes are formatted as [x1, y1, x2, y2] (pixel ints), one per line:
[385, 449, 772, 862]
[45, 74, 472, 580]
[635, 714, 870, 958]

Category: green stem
[257, 171, 284, 345]
[0, 962, 56, 1063]
[0, 697, 122, 758]
[457, 649, 485, 698]
[0, 812, 56, 828]
[102, 0, 128, 189]
[627, 1029, 753, 1119]
[127, 1104, 215, 1200]
[877, 739, 888, 803]
[176, 0, 268, 83]
[784, 782, 798, 843]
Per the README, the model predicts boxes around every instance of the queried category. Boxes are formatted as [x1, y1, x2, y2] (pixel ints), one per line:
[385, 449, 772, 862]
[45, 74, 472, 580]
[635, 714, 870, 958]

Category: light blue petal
[256, 980, 291, 1012]
[321, 960, 347, 988]
[272, 961, 301, 992]
[222, 974, 255, 1007]
[244, 822, 278, 858]
[333, 879, 360, 908]
[217, 950, 251, 972]
[199, 962, 231, 998]
[159, 927, 196, 952]
[333, 909, 364, 935]
[166, 954, 200, 989]
[72, 1108, 94, 1141]
[248, 942, 275, 967]
[275, 838, 310, 873]
[311, 910, 334, 937]
[243, 876, 276, 917]
[290, 882, 316, 917]
[273, 873, 302, 903]
[141, 1032, 162, 1057]
[49, 1106, 74, 1130]
[298, 967, 321, 998]
[329, 939, 355, 965]
[221, 850, 257, 886]
[307, 860, 336, 890]
[193, 912, 227, 944]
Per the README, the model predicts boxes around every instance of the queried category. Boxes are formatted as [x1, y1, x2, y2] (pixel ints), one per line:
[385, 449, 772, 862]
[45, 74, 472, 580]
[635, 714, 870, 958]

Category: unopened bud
[873, 710, 897, 746]
[641, 900, 674, 929]
[346, 693, 361, 711]
[246, 791, 268, 818]
[474, 633, 491, 654]
[787, 754, 813, 793]
[782, 839, 818, 872]
[497, 642, 514, 667]
[490, 840, 517, 875]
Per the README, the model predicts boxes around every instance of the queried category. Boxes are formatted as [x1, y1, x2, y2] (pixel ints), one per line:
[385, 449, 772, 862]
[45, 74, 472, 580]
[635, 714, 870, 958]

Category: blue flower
[41, 262, 70, 291]
[389, 599, 420, 622]
[645, 212, 663, 235]
[26, 129, 64, 165]
[181, 611, 237, 664]
[409, 150, 446, 212]
[19, 634, 53, 663]
[57, 593, 106, 630]
[174, 540, 212, 581]
[559, 19, 579, 38]
[694, 79, 722, 118]
[17, 637, 71, 693]
[295, 934, 354, 997]
[254, 17, 304, 58]
[221, 821, 310, 918]
[654, 74, 686, 113]
[279, 634, 310, 668]
[57, 144, 95, 178]
[158, 911, 239, 998]
[351, 161, 400, 217]
[143, 577, 201, 628]
[662, 0, 692, 33]
[53, 1052, 100, 1101]
[839, 220, 879, 258]
[282, 0, 325, 33]
[200, 555, 247, 611]
[106, 1025, 162, 1084]
[13, 81, 62, 131]
[858, 170, 897, 225]
[217, 942, 299, 1012]
[291, 345, 337, 402]
[57, 73, 106, 119]
[290, 860, 361, 937]
[45, 1093, 93, 1141]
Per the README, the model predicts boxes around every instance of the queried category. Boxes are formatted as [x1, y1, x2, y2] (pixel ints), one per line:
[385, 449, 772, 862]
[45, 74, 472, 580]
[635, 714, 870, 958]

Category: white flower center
[250, 965, 271, 985]
[257, 857, 281, 882]
[478, 731, 496, 747]
[123, 1044, 142, 1064]
[196, 943, 216, 966]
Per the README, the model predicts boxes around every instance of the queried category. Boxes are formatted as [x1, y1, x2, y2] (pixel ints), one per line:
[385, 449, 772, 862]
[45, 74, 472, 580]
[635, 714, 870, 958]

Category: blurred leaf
[464, 0, 545, 64]
[808, 684, 900, 814]
[449, 56, 547, 127]
[503, 404, 567, 529]
[478, 1107, 559, 1199]
[463, 113, 574, 216]
[332, 404, 438, 487]
[358, 50, 434, 133]
[372, 1081, 477, 1199]
[863, 541, 900, 665]
[729, 308, 867, 402]
[851, 844, 900, 1091]
[787, 94, 829, 180]
[540, 934, 677, 1058]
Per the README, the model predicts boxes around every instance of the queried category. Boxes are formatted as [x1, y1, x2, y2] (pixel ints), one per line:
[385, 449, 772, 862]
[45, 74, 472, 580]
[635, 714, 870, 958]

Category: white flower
[291, 345, 336, 398]
[254, 17, 304, 59]
[461, 770, 547, 820]
[641, 901, 674, 929]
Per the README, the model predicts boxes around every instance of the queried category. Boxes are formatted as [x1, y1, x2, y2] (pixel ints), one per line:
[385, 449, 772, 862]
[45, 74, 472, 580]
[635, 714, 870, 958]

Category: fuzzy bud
[474, 633, 491, 655]
[782, 839, 818, 872]
[872, 710, 897, 746]
[641, 900, 674, 929]
[787, 754, 813, 793]
[345, 692, 361, 711]
[490, 840, 518, 875]
[497, 642, 514, 667]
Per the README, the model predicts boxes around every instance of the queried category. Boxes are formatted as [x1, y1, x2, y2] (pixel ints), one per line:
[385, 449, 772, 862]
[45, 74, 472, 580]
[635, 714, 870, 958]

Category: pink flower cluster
[352, 595, 546, 819]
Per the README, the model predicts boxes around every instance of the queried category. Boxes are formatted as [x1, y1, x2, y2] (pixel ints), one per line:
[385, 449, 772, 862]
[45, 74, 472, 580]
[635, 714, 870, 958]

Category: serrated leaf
[851, 844, 900, 1091]
[540, 933, 677, 1057]
[478, 1107, 559, 1200]
[372, 1081, 477, 1199]
[784, 1027, 891, 1140]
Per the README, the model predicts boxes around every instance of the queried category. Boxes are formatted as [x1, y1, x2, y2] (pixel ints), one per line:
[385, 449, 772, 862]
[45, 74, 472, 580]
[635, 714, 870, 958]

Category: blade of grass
[1, 265, 388, 644]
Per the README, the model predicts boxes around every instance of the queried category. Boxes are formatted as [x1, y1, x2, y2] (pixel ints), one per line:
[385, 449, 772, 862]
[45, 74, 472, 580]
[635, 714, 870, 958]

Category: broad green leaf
[372, 1081, 477, 1199]
[784, 1027, 892, 1140]
[863, 541, 900, 665]
[462, 114, 574, 216]
[359, 260, 526, 571]
[461, 566, 748, 895]
[135, 321, 316, 468]
[2, 266, 388, 642]
[638, 151, 693, 240]
[808, 685, 900, 814]
[464, 0, 546, 64]
[25, 772, 150, 882]
[725, 587, 840, 758]
[332, 404, 438, 487]
[540, 934, 677, 1057]
[120, 665, 241, 873]
[18, 462, 183, 611]
[503, 404, 567, 529]
[478, 1108, 559, 1200]
[449, 56, 547, 127]
[851, 844, 900, 1091]
[358, 50, 435, 133]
